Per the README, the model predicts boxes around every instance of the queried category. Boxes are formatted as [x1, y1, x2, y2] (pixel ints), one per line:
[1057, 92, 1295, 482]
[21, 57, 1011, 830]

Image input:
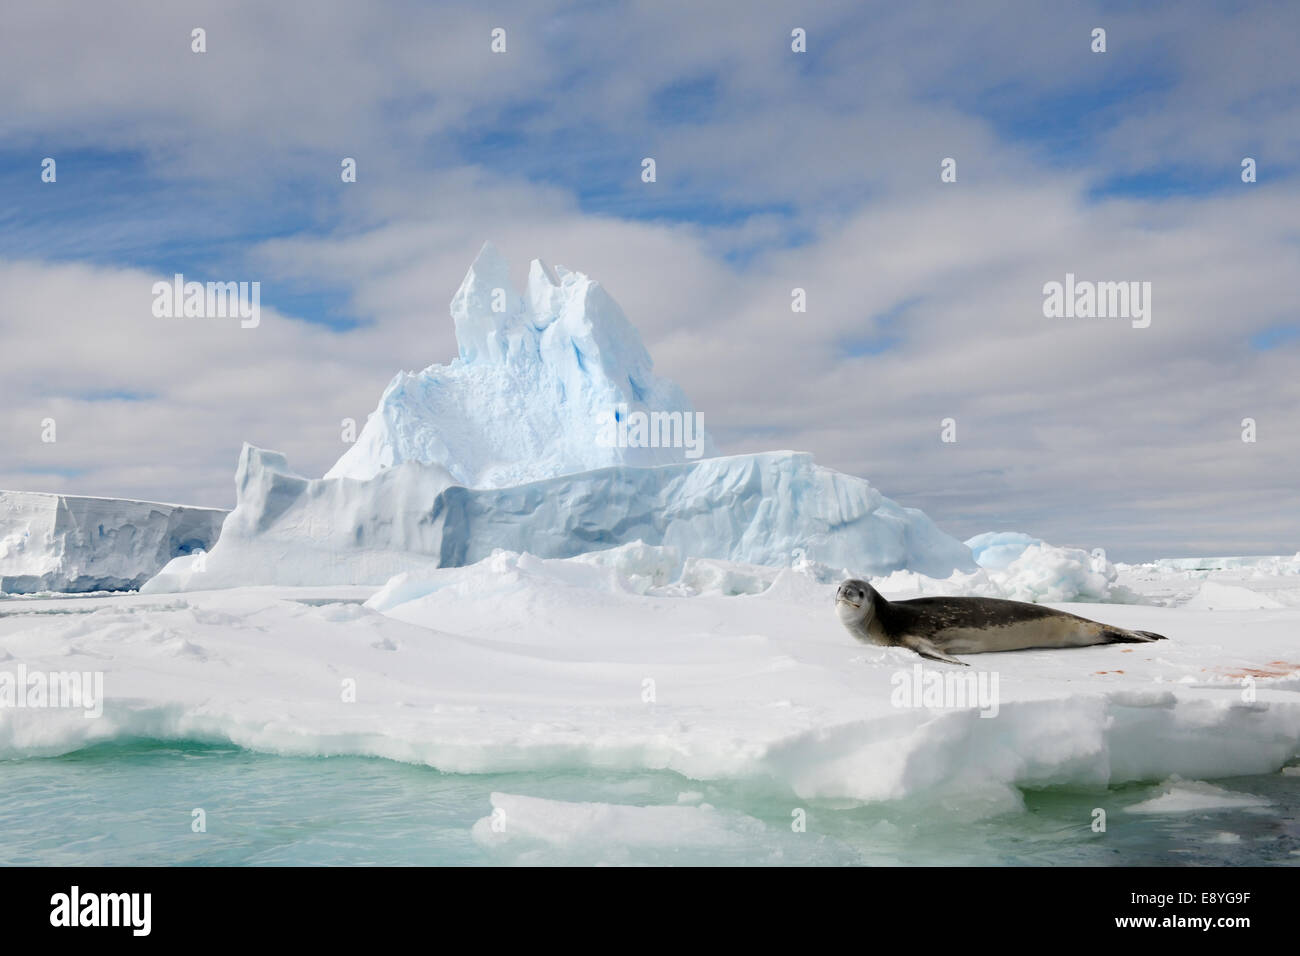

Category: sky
[1, 0, 1297, 562]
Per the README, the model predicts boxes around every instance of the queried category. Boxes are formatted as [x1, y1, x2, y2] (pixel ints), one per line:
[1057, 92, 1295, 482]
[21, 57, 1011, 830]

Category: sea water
[1, 740, 1297, 866]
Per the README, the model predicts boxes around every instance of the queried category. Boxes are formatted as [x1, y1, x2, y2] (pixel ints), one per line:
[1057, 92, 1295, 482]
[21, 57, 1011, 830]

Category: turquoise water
[1, 740, 1298, 865]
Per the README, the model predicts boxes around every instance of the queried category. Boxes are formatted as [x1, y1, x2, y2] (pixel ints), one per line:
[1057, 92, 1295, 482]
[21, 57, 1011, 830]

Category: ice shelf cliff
[0, 490, 226, 593]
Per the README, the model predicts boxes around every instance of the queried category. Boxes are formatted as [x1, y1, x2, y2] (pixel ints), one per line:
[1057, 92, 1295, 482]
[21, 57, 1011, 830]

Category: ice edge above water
[5, 544, 1300, 811]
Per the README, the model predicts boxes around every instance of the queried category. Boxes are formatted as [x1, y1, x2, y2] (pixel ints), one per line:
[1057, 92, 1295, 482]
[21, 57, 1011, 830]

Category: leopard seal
[835, 579, 1166, 665]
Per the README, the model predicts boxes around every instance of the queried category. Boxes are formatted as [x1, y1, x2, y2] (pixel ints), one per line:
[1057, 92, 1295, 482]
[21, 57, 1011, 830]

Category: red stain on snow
[1217, 661, 1300, 679]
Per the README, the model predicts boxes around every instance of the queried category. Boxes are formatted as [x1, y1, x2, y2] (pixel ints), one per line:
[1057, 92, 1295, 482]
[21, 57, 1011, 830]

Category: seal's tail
[1102, 628, 1167, 644]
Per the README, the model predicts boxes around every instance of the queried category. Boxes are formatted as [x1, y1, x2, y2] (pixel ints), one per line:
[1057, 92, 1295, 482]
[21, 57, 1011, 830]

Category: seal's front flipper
[902, 636, 968, 666]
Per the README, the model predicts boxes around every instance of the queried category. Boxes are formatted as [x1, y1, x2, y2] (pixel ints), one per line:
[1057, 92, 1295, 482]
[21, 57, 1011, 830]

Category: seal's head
[835, 579, 876, 628]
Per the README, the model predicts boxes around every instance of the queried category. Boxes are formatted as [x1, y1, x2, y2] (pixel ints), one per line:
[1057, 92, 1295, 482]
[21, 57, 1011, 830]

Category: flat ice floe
[1123, 778, 1272, 815]
[472, 792, 767, 848]
[3, 543, 1299, 814]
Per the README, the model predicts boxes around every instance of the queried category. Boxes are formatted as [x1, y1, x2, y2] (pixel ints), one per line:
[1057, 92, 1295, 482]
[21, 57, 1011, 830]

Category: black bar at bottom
[0, 865, 1282, 941]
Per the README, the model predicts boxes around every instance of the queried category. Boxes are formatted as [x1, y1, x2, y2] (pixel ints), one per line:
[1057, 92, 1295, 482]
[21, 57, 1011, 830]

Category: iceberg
[965, 531, 1043, 570]
[0, 490, 226, 593]
[326, 241, 714, 488]
[146, 244, 977, 591]
[144, 442, 975, 591]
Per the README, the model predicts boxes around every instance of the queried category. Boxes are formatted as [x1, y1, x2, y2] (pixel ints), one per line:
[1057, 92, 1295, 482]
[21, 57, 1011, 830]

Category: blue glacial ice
[326, 241, 714, 488]
[147, 244, 977, 591]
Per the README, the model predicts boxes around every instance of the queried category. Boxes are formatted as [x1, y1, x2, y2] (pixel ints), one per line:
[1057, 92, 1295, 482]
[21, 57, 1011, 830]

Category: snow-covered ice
[3, 243, 1295, 831]
[874, 539, 1141, 604]
[1182, 581, 1288, 611]
[1116, 554, 1300, 609]
[1153, 554, 1300, 573]
[6, 543, 1300, 813]
[0, 491, 226, 594]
